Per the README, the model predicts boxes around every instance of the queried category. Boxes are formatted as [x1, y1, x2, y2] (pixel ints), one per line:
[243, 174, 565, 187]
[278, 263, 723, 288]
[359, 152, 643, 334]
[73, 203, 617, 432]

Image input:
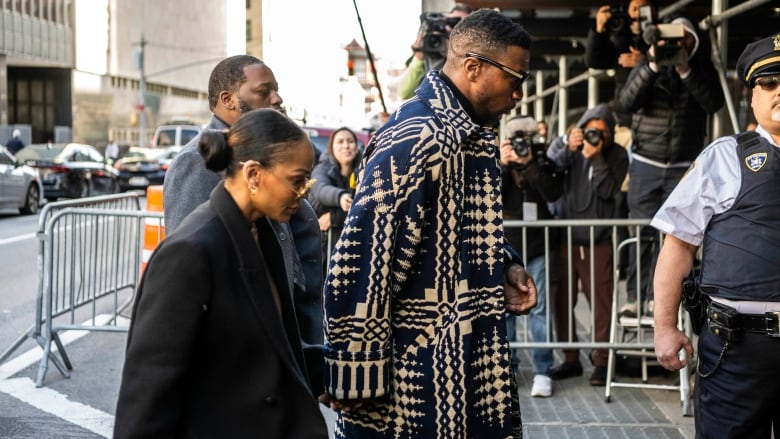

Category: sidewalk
[0, 321, 696, 438]
[514, 345, 695, 438]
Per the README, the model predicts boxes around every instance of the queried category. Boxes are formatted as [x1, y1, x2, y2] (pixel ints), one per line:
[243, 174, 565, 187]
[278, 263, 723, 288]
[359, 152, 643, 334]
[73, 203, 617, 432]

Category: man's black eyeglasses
[466, 51, 530, 90]
[755, 75, 780, 92]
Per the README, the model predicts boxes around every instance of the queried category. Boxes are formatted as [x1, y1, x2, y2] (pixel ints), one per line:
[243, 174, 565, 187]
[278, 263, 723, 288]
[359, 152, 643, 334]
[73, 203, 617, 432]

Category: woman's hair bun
[199, 129, 232, 172]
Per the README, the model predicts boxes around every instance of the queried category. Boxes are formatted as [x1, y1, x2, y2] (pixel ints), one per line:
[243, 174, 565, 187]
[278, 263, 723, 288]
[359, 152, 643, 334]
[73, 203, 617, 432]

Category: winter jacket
[547, 105, 629, 245]
[615, 33, 724, 164]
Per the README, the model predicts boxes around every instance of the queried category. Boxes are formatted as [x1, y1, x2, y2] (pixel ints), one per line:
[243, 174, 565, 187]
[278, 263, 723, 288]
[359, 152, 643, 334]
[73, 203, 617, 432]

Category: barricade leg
[0, 325, 35, 365]
[35, 332, 71, 387]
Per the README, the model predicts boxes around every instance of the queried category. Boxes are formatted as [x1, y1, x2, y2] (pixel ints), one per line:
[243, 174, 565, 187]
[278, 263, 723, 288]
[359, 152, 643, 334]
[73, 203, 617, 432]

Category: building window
[246, 19, 251, 41]
[246, 0, 250, 9]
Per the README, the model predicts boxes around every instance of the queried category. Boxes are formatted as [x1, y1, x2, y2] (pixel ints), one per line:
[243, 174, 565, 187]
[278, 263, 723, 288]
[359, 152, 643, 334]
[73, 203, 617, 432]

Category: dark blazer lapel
[255, 219, 308, 372]
[209, 184, 310, 390]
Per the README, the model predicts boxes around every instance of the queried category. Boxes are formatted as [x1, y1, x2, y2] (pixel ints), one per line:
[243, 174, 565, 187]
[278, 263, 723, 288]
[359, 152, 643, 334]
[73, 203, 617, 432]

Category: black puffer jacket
[308, 153, 354, 229]
[547, 105, 629, 245]
[616, 40, 724, 163]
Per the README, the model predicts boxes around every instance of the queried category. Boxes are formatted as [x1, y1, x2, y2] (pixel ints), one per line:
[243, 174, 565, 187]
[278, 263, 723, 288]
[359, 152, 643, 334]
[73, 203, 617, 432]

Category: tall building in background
[87, 0, 228, 147]
[245, 0, 262, 59]
[1, 0, 228, 147]
[0, 0, 75, 145]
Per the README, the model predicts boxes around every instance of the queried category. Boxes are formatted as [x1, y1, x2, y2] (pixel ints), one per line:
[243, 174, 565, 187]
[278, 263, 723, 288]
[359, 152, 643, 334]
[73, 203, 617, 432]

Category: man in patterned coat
[322, 9, 537, 439]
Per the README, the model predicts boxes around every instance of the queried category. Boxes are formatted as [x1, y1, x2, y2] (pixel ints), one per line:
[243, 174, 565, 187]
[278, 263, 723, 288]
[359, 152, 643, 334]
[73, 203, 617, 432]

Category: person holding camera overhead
[586, 0, 655, 128]
[546, 104, 628, 386]
[616, 15, 724, 318]
[398, 3, 471, 100]
[500, 116, 563, 397]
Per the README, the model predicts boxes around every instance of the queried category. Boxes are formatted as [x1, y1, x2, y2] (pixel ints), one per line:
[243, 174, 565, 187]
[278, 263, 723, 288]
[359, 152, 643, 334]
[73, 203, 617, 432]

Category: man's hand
[595, 5, 612, 34]
[652, 234, 698, 372]
[567, 128, 584, 152]
[618, 47, 644, 68]
[654, 325, 694, 371]
[318, 212, 331, 232]
[504, 263, 538, 315]
[581, 135, 604, 161]
[339, 192, 353, 212]
[499, 139, 533, 166]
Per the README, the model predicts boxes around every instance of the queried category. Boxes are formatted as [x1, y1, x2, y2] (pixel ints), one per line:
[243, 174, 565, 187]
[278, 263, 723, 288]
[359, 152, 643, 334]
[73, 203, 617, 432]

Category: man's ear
[463, 56, 481, 81]
[218, 90, 236, 111]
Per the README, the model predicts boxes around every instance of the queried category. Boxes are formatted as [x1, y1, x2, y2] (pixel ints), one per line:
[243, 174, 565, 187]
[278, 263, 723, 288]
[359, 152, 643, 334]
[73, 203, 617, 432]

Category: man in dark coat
[163, 55, 323, 345]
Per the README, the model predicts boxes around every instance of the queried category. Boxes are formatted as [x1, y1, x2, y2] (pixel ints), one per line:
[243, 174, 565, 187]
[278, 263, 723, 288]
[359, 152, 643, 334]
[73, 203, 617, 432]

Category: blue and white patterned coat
[323, 70, 522, 439]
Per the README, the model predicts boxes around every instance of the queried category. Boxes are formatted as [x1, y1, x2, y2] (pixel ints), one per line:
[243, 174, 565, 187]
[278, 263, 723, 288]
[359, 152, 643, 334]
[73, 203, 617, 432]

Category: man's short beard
[237, 97, 253, 114]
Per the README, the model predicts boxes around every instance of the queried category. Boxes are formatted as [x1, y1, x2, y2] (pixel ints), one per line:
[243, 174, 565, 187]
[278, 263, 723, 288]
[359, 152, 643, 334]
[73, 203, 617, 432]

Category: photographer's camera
[418, 12, 462, 56]
[506, 116, 547, 160]
[605, 6, 629, 33]
[511, 135, 532, 157]
[643, 23, 687, 67]
[583, 128, 603, 145]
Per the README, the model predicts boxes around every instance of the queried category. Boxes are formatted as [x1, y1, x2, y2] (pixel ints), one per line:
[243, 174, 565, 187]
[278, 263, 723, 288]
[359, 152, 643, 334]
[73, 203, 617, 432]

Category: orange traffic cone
[142, 185, 166, 273]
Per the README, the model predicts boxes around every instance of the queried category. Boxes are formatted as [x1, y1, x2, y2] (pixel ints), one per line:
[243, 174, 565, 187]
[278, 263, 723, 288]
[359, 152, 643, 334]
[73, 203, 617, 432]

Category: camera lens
[583, 128, 603, 145]
[605, 7, 627, 33]
[511, 136, 530, 157]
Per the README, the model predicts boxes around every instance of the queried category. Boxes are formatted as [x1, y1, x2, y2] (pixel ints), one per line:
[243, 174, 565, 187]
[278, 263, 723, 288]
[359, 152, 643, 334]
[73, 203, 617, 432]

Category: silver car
[0, 145, 44, 215]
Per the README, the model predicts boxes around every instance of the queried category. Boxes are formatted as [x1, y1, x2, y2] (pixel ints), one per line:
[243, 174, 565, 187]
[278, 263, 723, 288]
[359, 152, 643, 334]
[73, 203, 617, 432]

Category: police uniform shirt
[651, 125, 777, 245]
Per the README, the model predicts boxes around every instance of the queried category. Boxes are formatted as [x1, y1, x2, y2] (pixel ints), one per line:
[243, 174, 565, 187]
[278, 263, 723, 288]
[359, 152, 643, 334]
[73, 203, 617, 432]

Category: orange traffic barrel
[142, 185, 166, 273]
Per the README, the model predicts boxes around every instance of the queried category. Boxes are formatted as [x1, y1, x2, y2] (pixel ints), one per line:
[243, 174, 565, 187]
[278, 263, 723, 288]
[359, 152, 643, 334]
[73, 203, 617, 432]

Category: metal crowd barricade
[503, 218, 693, 416]
[0, 193, 164, 387]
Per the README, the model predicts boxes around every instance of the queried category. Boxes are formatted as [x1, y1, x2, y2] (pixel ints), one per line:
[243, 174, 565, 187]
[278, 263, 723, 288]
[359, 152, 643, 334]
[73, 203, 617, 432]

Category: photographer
[586, 0, 655, 127]
[546, 104, 628, 386]
[616, 16, 724, 318]
[500, 116, 563, 397]
[398, 3, 471, 100]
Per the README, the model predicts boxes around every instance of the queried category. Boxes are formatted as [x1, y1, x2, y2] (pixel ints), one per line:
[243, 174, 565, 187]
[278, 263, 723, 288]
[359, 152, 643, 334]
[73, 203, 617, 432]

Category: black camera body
[511, 132, 546, 158]
[605, 6, 629, 33]
[644, 23, 687, 67]
[419, 12, 461, 56]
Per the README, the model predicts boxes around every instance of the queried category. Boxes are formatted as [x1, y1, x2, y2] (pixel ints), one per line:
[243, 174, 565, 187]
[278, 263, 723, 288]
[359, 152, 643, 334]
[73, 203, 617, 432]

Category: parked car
[0, 145, 44, 214]
[114, 146, 181, 191]
[151, 123, 202, 148]
[15, 143, 120, 201]
[300, 125, 371, 162]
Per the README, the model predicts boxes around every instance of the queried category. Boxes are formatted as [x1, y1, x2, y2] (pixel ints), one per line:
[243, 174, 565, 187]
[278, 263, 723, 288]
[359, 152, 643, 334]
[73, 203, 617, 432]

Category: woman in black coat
[307, 127, 361, 268]
[114, 109, 329, 439]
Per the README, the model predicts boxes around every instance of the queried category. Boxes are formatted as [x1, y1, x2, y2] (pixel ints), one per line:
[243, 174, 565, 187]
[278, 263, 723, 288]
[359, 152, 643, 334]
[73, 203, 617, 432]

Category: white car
[0, 145, 44, 215]
[151, 124, 201, 148]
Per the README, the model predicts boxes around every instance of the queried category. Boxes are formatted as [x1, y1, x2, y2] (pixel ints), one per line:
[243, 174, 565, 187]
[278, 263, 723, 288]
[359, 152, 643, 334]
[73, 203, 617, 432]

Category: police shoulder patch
[745, 152, 768, 172]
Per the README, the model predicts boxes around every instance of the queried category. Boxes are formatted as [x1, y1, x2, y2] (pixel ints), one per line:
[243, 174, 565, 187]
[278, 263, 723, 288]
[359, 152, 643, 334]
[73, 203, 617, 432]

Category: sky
[261, 0, 422, 126]
[259, 0, 421, 68]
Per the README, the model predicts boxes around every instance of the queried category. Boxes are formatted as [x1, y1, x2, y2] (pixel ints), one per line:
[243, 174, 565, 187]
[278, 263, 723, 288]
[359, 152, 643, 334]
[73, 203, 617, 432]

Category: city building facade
[1, 0, 227, 148]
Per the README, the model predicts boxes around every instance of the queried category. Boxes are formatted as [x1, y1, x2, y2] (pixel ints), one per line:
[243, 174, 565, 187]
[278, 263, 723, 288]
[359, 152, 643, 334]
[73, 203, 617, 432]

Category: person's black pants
[626, 160, 687, 302]
[695, 324, 780, 438]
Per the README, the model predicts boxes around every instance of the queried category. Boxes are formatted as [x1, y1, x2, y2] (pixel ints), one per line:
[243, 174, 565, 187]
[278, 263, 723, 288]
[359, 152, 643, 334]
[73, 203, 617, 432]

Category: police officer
[652, 33, 780, 438]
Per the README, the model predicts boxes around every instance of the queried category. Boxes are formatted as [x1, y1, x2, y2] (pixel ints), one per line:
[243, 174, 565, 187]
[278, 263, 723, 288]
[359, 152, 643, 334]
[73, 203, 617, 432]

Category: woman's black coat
[114, 183, 328, 439]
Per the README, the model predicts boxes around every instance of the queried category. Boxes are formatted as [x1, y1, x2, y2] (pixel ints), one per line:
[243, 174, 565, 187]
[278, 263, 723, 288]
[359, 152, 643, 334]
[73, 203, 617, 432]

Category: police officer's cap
[737, 33, 780, 88]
